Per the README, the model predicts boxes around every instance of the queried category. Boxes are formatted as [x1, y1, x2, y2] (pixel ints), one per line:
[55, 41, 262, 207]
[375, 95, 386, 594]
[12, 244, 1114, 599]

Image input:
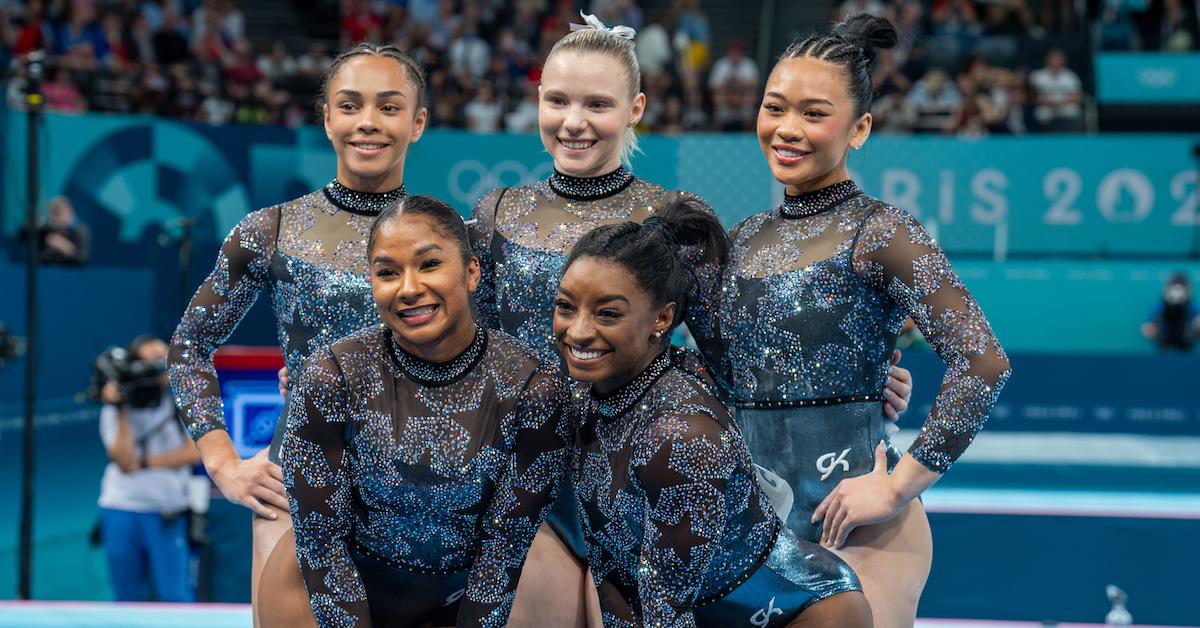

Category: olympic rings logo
[1136, 68, 1177, 89]
[447, 159, 555, 204]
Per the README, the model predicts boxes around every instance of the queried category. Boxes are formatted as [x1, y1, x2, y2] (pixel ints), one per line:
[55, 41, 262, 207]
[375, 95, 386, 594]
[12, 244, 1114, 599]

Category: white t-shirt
[465, 99, 503, 133]
[637, 23, 673, 75]
[98, 395, 191, 514]
[1029, 67, 1082, 119]
[709, 55, 760, 90]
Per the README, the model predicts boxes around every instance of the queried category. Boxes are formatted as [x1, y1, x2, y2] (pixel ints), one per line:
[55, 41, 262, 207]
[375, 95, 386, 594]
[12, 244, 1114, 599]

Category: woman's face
[539, 51, 645, 177]
[553, 257, 673, 394]
[756, 56, 871, 196]
[369, 214, 480, 363]
[324, 54, 427, 193]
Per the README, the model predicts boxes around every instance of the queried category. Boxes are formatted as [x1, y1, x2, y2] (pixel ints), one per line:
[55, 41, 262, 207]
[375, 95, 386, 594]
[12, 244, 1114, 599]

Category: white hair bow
[569, 12, 637, 40]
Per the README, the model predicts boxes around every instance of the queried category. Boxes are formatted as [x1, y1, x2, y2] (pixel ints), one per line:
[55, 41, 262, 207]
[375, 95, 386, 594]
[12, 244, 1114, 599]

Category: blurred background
[0, 0, 1196, 626]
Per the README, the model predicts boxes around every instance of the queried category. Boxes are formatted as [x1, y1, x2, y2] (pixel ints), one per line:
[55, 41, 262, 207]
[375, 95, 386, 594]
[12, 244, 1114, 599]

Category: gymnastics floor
[0, 602, 1191, 627]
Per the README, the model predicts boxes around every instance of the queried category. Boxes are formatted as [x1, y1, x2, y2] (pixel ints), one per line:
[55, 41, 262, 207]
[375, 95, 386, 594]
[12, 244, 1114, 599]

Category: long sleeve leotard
[283, 325, 573, 627]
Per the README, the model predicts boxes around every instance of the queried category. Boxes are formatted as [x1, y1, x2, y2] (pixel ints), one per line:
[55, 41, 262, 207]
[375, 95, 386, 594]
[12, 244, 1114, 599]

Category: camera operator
[96, 335, 198, 602]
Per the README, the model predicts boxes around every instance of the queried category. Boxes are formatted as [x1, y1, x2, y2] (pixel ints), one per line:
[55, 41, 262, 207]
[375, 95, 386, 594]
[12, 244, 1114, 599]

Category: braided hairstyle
[563, 197, 728, 341]
[318, 43, 428, 115]
[780, 14, 898, 117]
[368, 195, 473, 264]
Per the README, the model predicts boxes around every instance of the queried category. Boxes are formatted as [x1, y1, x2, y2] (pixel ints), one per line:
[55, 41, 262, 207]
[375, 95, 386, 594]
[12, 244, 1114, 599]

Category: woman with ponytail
[546, 197, 872, 627]
[168, 43, 429, 627]
[468, 15, 916, 622]
[692, 14, 1012, 624]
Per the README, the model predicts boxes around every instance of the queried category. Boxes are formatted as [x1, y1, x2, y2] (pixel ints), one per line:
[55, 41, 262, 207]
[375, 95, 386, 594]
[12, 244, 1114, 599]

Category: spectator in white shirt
[1029, 48, 1083, 132]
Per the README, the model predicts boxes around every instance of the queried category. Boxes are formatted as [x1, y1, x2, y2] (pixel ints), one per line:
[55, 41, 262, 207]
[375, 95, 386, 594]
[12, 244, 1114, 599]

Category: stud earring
[654, 330, 664, 338]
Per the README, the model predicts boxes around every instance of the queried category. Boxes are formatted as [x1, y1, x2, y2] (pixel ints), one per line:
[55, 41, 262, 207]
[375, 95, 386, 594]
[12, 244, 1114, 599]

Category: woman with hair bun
[469, 15, 915, 623]
[692, 14, 1012, 625]
[548, 196, 872, 627]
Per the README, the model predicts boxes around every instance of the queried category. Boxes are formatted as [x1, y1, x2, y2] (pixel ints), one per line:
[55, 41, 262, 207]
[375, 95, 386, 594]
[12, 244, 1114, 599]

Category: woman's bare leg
[254, 507, 316, 628]
[832, 499, 933, 628]
[509, 523, 601, 627]
[583, 567, 603, 628]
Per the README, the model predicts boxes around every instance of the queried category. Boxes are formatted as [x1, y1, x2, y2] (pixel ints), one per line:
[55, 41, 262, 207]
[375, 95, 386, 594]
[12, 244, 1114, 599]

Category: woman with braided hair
[691, 15, 1012, 625]
[169, 42, 429, 627]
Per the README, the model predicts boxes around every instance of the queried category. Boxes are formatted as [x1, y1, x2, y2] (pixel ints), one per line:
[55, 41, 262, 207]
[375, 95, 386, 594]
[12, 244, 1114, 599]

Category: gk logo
[816, 448, 851, 481]
[444, 588, 465, 606]
[750, 596, 782, 626]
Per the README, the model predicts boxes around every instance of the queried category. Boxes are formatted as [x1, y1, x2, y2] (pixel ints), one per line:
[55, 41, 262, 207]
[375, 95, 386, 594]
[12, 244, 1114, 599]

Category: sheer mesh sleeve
[469, 188, 507, 331]
[282, 348, 370, 627]
[631, 413, 733, 628]
[168, 207, 278, 441]
[852, 206, 1011, 473]
[458, 367, 574, 627]
[685, 214, 753, 398]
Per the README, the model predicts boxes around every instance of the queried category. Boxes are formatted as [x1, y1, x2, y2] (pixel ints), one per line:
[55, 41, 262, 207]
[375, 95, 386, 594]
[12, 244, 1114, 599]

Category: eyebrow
[764, 92, 835, 107]
[414, 243, 444, 256]
[558, 287, 631, 305]
[541, 88, 619, 101]
[335, 89, 408, 99]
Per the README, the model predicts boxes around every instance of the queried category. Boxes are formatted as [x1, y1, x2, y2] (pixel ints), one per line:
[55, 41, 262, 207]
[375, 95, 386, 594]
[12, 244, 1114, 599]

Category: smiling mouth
[566, 345, 610, 361]
[397, 304, 438, 324]
[558, 138, 597, 151]
[773, 145, 811, 161]
[351, 141, 390, 152]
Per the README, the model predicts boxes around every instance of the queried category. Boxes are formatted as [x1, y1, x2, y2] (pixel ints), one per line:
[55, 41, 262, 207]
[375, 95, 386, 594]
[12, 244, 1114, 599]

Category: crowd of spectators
[1, 0, 1194, 135]
[1, 0, 330, 126]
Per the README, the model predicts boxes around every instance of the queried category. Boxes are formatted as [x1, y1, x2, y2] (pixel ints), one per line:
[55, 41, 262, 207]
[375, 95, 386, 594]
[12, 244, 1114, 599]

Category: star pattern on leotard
[297, 204, 364, 264]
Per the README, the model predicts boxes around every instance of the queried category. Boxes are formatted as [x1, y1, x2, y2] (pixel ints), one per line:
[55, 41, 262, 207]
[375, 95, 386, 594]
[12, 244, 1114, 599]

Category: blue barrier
[3, 111, 1198, 261]
[0, 258, 1198, 412]
[1096, 52, 1200, 104]
[901, 350, 1198, 436]
[0, 264, 155, 402]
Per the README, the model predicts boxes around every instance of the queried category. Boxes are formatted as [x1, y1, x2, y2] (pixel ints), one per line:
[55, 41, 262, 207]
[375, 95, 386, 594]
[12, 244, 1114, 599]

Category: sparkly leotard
[469, 167, 715, 556]
[691, 180, 1011, 541]
[168, 181, 402, 453]
[574, 347, 859, 628]
[283, 325, 573, 628]
[469, 167, 711, 365]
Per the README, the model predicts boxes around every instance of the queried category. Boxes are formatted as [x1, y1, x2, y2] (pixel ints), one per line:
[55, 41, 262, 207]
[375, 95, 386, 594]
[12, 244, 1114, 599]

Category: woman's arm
[282, 349, 372, 627]
[458, 367, 574, 627]
[633, 413, 732, 627]
[468, 188, 506, 331]
[814, 205, 1011, 548]
[167, 208, 287, 518]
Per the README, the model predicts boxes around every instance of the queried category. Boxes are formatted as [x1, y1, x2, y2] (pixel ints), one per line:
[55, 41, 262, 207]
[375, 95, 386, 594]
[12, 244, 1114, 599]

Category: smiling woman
[166, 42, 431, 628]
[687, 14, 1012, 627]
[283, 195, 575, 628]
[367, 195, 480, 362]
[552, 198, 871, 627]
[322, 48, 428, 192]
[465, 15, 718, 624]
